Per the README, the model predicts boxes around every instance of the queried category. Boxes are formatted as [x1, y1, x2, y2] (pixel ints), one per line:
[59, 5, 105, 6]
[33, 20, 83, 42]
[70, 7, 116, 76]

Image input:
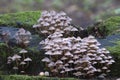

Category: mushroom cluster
[7, 28, 32, 74]
[14, 28, 31, 48]
[7, 49, 32, 74]
[73, 35, 115, 77]
[1, 30, 11, 45]
[41, 32, 76, 76]
[41, 35, 115, 77]
[33, 10, 78, 36]
[36, 11, 115, 78]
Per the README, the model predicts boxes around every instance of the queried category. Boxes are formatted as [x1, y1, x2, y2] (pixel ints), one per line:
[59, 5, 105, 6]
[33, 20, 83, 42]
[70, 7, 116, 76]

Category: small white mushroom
[102, 66, 108, 70]
[19, 49, 28, 54]
[44, 71, 49, 76]
[20, 61, 26, 65]
[24, 57, 32, 62]
[61, 56, 67, 60]
[42, 57, 51, 63]
[48, 62, 55, 67]
[65, 51, 73, 56]
[60, 70, 65, 73]
[64, 63, 69, 67]
[68, 60, 74, 63]
[45, 51, 52, 55]
[39, 72, 45, 76]
[55, 60, 63, 65]
[13, 66, 18, 70]
[12, 54, 21, 61]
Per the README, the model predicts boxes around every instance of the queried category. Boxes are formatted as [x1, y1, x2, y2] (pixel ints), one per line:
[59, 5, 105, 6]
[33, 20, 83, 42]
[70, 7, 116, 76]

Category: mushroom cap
[88, 35, 95, 39]
[39, 72, 45, 76]
[80, 49, 87, 53]
[87, 39, 97, 43]
[24, 57, 32, 62]
[48, 62, 55, 67]
[45, 51, 52, 55]
[60, 70, 65, 73]
[87, 53, 93, 56]
[21, 71, 25, 73]
[44, 71, 49, 76]
[52, 51, 62, 55]
[107, 56, 112, 59]
[19, 49, 28, 54]
[13, 66, 18, 70]
[100, 61, 106, 63]
[12, 54, 21, 61]
[41, 30, 49, 34]
[89, 44, 98, 48]
[74, 66, 83, 70]
[100, 54, 105, 57]
[96, 57, 102, 60]
[7, 56, 12, 60]
[110, 60, 115, 63]
[55, 60, 63, 65]
[62, 46, 70, 50]
[64, 51, 73, 57]
[42, 57, 51, 62]
[61, 56, 67, 60]
[71, 27, 78, 31]
[39, 40, 45, 44]
[76, 37, 81, 41]
[44, 45, 52, 50]
[102, 66, 108, 70]
[33, 24, 40, 28]
[65, 68, 71, 72]
[24, 40, 30, 44]
[73, 55, 79, 59]
[92, 61, 97, 64]
[64, 63, 69, 67]
[68, 60, 74, 63]
[20, 61, 26, 65]
[97, 69, 102, 72]
[84, 67, 89, 71]
[74, 50, 81, 54]
[107, 62, 112, 65]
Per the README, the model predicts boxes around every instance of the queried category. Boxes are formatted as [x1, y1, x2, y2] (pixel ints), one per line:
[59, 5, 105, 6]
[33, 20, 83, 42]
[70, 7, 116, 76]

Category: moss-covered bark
[87, 16, 120, 37]
[0, 11, 41, 30]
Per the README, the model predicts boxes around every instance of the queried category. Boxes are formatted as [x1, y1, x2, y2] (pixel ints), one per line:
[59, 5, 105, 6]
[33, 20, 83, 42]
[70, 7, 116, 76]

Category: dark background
[0, 0, 120, 27]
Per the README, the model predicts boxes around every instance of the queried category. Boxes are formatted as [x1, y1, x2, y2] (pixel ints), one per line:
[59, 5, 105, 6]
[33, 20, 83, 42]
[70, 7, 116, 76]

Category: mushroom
[102, 66, 108, 70]
[24, 57, 32, 62]
[20, 61, 26, 65]
[55, 60, 63, 65]
[68, 60, 74, 63]
[12, 54, 21, 61]
[44, 71, 49, 76]
[13, 66, 18, 70]
[42, 57, 51, 63]
[45, 51, 52, 55]
[19, 49, 28, 54]
[39, 72, 45, 76]
[48, 62, 55, 67]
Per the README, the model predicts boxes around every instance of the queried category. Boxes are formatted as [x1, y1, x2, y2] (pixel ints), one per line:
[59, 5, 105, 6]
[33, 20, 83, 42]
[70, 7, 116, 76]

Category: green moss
[108, 41, 120, 58]
[88, 16, 120, 36]
[103, 16, 120, 35]
[0, 75, 78, 80]
[107, 41, 120, 77]
[0, 11, 41, 30]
